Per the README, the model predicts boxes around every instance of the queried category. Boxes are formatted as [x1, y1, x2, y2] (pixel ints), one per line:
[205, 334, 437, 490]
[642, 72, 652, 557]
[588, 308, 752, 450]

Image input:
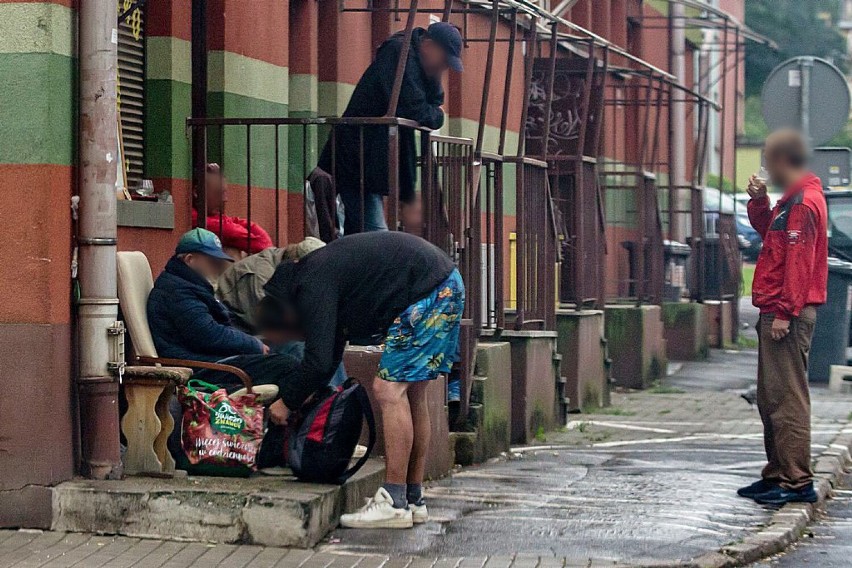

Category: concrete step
[51, 460, 384, 549]
[449, 431, 479, 466]
[470, 374, 487, 404]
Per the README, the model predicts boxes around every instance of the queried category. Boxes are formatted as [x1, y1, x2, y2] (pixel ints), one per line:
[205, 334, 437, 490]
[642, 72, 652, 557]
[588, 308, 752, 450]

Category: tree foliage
[745, 0, 848, 98]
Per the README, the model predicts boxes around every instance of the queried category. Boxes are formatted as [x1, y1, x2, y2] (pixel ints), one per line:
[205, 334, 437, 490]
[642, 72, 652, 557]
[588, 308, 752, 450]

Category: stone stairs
[450, 344, 513, 466]
[51, 461, 384, 549]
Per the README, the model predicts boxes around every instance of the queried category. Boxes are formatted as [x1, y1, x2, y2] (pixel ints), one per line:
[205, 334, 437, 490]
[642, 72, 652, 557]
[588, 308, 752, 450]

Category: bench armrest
[136, 356, 254, 393]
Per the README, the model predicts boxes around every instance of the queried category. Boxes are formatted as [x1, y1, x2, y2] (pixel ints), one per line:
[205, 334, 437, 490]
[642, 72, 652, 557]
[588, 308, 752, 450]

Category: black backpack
[287, 380, 376, 484]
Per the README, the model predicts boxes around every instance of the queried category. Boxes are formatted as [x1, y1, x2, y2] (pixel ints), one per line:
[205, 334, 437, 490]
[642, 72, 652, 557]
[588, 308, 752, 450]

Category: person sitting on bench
[147, 228, 292, 425]
[217, 237, 326, 333]
[259, 231, 464, 528]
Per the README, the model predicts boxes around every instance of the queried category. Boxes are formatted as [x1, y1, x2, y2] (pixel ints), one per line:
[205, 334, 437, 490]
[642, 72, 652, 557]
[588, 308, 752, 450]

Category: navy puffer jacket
[147, 256, 263, 362]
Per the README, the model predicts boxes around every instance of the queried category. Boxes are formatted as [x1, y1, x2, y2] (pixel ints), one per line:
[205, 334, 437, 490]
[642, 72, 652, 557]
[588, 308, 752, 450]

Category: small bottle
[755, 166, 769, 184]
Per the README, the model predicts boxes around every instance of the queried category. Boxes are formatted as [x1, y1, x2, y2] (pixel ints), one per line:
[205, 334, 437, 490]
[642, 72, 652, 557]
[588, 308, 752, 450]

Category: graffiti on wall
[525, 58, 605, 161]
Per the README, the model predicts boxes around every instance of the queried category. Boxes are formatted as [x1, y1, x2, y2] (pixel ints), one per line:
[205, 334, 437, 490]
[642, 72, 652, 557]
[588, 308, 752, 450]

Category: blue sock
[407, 483, 424, 506]
[382, 483, 407, 509]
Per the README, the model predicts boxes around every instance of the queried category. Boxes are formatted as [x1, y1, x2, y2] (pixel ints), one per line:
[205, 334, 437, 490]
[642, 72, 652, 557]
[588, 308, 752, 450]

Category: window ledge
[117, 200, 175, 230]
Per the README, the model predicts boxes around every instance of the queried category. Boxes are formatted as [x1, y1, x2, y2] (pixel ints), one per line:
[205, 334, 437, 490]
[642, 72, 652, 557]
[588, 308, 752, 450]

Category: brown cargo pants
[756, 305, 817, 490]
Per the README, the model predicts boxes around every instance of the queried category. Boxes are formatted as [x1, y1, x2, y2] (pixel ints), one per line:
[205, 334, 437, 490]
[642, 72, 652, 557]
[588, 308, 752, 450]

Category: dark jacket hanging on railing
[317, 27, 444, 205]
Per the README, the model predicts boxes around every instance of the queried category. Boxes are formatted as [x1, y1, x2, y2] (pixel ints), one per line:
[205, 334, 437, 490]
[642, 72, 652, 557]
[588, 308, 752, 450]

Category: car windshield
[827, 194, 852, 260]
[703, 188, 736, 214]
[829, 195, 852, 238]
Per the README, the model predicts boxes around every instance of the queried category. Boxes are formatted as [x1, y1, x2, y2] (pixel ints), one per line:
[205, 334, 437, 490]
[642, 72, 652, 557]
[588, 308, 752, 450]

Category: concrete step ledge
[51, 460, 385, 549]
[449, 431, 479, 467]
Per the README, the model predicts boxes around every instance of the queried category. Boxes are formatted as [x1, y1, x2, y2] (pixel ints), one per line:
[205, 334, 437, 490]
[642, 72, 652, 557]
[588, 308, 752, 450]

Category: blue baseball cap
[175, 228, 234, 261]
[427, 22, 464, 72]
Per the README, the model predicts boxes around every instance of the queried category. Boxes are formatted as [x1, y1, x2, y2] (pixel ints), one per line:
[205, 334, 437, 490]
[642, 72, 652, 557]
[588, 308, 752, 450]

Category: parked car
[705, 188, 764, 260]
[825, 189, 852, 261]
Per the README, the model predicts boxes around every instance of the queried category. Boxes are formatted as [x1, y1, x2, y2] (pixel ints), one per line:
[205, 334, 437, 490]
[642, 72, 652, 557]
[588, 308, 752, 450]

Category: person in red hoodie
[738, 129, 828, 506]
[192, 163, 274, 258]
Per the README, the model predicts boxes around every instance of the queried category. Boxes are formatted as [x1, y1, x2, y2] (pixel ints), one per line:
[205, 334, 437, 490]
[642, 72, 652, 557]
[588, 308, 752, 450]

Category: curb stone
[688, 429, 852, 568]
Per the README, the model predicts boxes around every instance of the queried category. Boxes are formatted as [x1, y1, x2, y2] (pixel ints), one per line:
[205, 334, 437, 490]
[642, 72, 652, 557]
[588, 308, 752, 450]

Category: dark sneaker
[737, 479, 777, 499]
[754, 483, 818, 506]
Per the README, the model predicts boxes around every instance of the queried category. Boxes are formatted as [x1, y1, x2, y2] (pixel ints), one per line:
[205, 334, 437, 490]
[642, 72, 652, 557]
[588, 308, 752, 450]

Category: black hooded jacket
[317, 27, 445, 204]
[263, 232, 456, 409]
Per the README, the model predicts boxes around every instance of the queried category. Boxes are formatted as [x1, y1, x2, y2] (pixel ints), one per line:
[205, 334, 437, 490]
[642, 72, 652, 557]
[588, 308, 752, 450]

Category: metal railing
[186, 116, 426, 245]
[480, 153, 505, 331]
[507, 156, 557, 330]
[598, 168, 666, 305]
[700, 212, 741, 301]
[550, 158, 607, 309]
[419, 132, 480, 427]
[187, 116, 492, 428]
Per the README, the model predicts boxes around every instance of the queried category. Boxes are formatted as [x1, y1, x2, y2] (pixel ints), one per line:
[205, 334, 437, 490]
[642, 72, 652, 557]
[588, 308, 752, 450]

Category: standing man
[738, 129, 828, 506]
[260, 232, 464, 528]
[317, 22, 463, 235]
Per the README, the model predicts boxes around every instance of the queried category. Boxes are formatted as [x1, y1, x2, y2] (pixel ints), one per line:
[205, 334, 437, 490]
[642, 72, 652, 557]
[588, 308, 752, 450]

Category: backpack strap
[336, 385, 377, 484]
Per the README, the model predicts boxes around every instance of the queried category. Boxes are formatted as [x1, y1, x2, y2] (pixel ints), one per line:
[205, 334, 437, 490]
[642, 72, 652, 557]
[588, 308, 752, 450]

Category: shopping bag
[176, 379, 265, 477]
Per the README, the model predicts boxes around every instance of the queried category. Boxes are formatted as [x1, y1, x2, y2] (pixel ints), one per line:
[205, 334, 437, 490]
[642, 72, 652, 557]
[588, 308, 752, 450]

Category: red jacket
[191, 209, 274, 255]
[748, 172, 828, 321]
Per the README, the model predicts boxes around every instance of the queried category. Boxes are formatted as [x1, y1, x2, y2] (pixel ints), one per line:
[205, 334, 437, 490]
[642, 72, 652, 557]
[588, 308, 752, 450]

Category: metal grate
[117, 2, 145, 190]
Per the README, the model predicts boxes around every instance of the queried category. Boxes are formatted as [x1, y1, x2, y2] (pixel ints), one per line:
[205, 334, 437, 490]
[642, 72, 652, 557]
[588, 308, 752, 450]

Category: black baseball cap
[427, 22, 464, 72]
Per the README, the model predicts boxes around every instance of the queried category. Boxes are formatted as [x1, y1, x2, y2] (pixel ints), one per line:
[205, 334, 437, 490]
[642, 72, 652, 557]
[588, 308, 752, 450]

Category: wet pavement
[322, 345, 852, 566]
[753, 472, 852, 568]
[1, 341, 849, 567]
[740, 296, 759, 345]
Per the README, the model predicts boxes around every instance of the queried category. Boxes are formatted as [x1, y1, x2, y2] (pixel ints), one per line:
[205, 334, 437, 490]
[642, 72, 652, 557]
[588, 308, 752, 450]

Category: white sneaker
[339, 488, 413, 529]
[410, 502, 429, 524]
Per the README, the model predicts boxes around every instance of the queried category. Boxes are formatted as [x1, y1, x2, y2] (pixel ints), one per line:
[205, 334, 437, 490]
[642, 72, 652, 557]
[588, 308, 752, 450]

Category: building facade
[0, 0, 746, 526]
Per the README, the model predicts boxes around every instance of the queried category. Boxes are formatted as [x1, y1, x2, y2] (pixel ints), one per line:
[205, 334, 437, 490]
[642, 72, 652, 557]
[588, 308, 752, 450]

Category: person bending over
[216, 236, 346, 388]
[260, 232, 464, 528]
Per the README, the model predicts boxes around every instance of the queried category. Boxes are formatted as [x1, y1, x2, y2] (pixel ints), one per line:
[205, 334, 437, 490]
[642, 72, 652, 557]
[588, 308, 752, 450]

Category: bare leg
[406, 380, 433, 485]
[371, 378, 413, 484]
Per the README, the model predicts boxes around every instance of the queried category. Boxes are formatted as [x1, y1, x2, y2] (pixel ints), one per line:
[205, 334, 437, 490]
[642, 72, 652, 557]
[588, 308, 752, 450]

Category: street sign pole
[799, 57, 814, 148]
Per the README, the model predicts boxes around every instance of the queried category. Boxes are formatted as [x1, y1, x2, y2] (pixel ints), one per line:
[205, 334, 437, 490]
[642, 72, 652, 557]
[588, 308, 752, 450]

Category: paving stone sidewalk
[1, 348, 850, 567]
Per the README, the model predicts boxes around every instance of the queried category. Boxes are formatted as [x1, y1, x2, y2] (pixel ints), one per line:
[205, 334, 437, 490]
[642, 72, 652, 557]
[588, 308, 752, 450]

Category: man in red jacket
[738, 129, 828, 506]
[193, 163, 274, 258]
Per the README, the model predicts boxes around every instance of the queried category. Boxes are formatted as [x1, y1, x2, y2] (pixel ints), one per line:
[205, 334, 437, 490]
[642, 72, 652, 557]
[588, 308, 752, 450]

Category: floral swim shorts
[378, 269, 465, 383]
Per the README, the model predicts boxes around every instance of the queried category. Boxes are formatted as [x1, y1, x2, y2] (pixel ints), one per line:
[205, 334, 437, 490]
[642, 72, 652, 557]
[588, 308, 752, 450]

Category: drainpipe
[76, 0, 122, 479]
[670, 2, 687, 241]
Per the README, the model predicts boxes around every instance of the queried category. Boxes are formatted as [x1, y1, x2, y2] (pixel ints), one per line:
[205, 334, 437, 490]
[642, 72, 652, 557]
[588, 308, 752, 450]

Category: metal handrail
[186, 116, 428, 130]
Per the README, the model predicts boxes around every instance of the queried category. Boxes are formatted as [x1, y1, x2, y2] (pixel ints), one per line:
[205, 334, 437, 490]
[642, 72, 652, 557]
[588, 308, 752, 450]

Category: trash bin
[809, 258, 852, 382]
[663, 240, 691, 301]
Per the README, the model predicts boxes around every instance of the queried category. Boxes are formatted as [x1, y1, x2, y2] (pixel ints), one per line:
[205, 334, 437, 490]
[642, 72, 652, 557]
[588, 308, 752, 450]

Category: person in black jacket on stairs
[260, 232, 465, 529]
[316, 22, 463, 235]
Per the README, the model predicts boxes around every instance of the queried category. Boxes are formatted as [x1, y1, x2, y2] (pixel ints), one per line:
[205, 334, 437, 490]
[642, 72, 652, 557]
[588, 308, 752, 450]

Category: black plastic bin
[663, 240, 691, 301]
[809, 258, 852, 382]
